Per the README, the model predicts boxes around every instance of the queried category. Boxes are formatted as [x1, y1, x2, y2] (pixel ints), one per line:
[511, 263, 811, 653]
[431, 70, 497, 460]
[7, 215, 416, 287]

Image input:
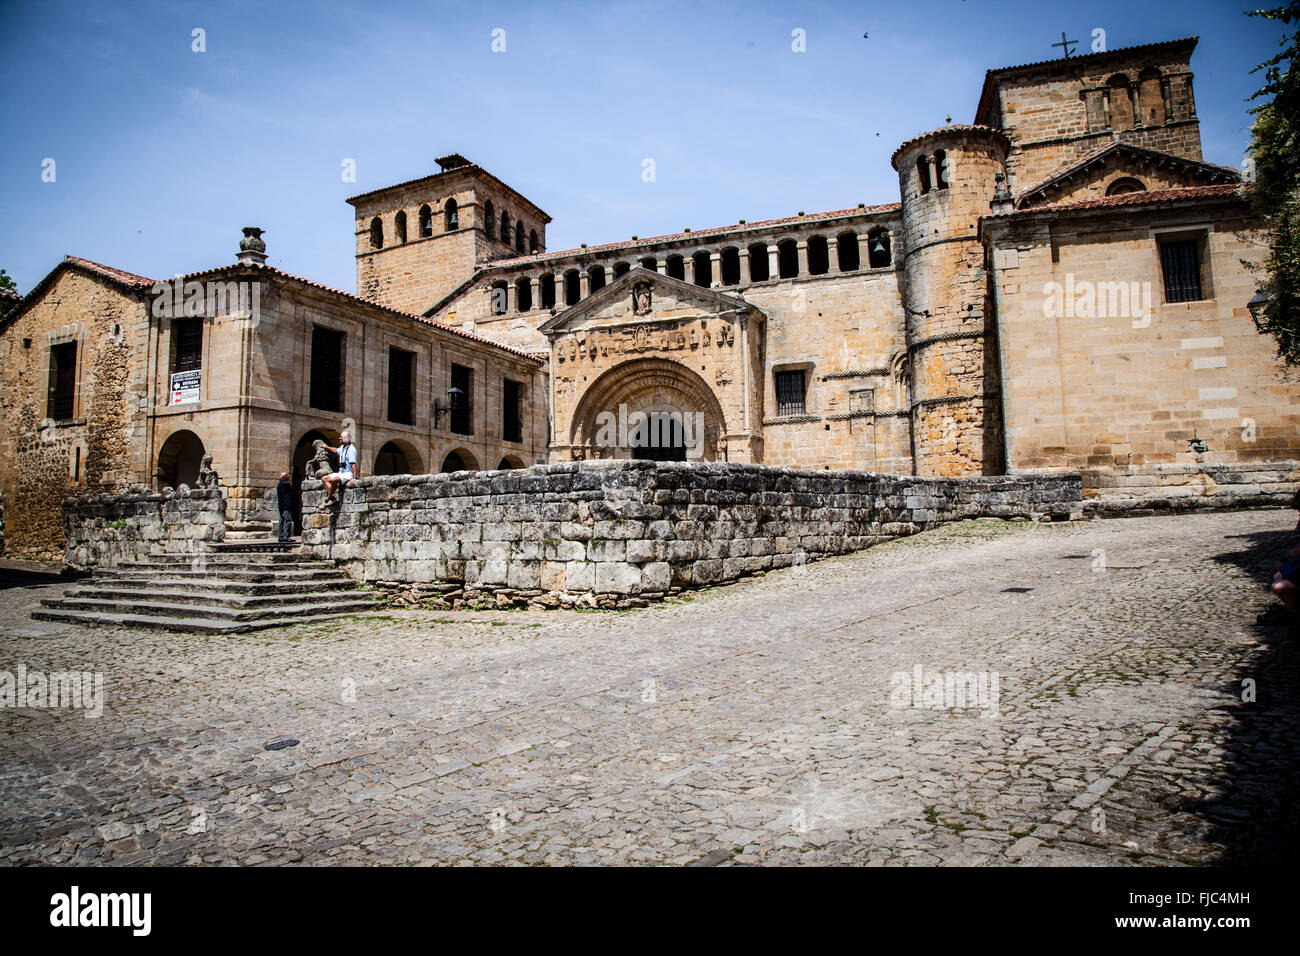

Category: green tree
[1247, 2, 1300, 363]
[0, 269, 17, 294]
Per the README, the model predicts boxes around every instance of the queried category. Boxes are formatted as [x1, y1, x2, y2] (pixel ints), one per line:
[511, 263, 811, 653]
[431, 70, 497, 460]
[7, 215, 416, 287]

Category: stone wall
[63, 487, 225, 571]
[1083, 460, 1300, 515]
[300, 461, 1081, 608]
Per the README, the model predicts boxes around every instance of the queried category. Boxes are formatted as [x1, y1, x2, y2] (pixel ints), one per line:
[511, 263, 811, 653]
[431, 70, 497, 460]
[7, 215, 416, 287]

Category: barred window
[775, 369, 806, 416]
[172, 317, 202, 373]
[48, 341, 77, 421]
[1160, 239, 1203, 303]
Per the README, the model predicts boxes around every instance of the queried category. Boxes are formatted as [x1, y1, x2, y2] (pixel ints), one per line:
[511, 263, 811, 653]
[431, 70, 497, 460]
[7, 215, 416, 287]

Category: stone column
[740, 247, 751, 284]
[796, 240, 809, 277]
[858, 233, 873, 270]
[710, 251, 723, 287]
[531, 276, 541, 311]
[684, 256, 695, 285]
[580, 270, 590, 299]
[657, 259, 667, 275]
[767, 245, 779, 279]
[828, 238, 842, 274]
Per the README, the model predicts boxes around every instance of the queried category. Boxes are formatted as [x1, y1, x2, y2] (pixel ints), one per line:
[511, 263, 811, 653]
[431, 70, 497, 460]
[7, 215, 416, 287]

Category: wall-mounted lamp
[1248, 288, 1272, 333]
[433, 386, 464, 427]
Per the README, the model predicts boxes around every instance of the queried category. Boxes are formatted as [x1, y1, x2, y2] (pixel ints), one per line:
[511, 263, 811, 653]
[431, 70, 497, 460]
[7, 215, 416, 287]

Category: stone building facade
[348, 35, 1296, 500]
[0, 239, 546, 561]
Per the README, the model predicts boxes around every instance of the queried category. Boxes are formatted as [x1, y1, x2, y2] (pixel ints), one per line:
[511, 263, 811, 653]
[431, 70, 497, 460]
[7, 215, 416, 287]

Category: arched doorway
[291, 428, 339, 534]
[155, 430, 205, 489]
[441, 448, 479, 474]
[373, 440, 424, 476]
[569, 358, 726, 461]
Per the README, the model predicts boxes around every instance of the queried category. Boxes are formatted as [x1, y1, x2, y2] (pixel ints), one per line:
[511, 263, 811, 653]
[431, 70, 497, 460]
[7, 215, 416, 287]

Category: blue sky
[0, 0, 1287, 295]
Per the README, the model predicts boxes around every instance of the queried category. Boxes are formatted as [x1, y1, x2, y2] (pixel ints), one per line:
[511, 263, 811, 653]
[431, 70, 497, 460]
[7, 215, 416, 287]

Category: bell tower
[347, 154, 551, 314]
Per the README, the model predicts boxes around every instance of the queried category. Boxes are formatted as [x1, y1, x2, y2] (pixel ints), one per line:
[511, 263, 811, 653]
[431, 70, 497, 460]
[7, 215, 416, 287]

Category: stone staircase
[33, 541, 380, 634]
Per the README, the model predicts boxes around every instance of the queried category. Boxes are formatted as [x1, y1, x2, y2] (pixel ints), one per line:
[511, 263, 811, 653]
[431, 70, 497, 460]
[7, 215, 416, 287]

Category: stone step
[115, 552, 328, 567]
[30, 607, 381, 635]
[81, 576, 356, 596]
[37, 594, 378, 624]
[97, 565, 345, 581]
[60, 585, 365, 610]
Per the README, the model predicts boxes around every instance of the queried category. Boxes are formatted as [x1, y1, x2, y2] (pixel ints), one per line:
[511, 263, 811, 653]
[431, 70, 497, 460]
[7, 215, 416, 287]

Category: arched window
[692, 251, 712, 287]
[588, 265, 606, 292]
[777, 239, 798, 278]
[613, 261, 631, 278]
[394, 210, 407, 244]
[934, 150, 949, 190]
[445, 198, 459, 231]
[514, 220, 524, 253]
[541, 273, 557, 309]
[1108, 74, 1134, 131]
[640, 256, 658, 272]
[515, 277, 532, 311]
[1138, 67, 1165, 126]
[867, 228, 891, 269]
[370, 216, 384, 250]
[499, 211, 511, 246]
[483, 201, 495, 240]
[666, 255, 685, 280]
[419, 204, 432, 238]
[564, 269, 580, 306]
[837, 232, 860, 272]
[1106, 177, 1146, 196]
[529, 229, 539, 253]
[807, 236, 829, 275]
[916, 155, 932, 195]
[720, 248, 740, 285]
[748, 243, 770, 282]
[490, 280, 508, 315]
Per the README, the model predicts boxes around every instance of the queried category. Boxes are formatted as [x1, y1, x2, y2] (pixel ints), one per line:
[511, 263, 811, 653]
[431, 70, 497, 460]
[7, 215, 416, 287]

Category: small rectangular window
[503, 378, 523, 443]
[450, 363, 473, 435]
[775, 369, 807, 416]
[1159, 238, 1204, 303]
[310, 325, 345, 412]
[172, 317, 203, 373]
[387, 347, 415, 425]
[48, 341, 77, 421]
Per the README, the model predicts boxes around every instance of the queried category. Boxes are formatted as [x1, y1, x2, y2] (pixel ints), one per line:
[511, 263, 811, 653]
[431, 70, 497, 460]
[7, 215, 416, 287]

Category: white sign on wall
[169, 369, 200, 406]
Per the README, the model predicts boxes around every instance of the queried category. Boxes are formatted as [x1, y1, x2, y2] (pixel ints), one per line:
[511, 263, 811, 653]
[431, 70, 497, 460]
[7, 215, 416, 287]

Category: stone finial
[237, 227, 267, 265]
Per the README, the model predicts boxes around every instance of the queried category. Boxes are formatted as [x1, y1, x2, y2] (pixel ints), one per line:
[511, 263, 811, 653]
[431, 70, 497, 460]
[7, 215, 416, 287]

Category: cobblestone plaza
[2, 509, 1295, 866]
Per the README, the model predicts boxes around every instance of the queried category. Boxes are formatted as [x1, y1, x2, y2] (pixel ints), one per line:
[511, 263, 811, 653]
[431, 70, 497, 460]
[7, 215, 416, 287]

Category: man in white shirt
[320, 430, 360, 508]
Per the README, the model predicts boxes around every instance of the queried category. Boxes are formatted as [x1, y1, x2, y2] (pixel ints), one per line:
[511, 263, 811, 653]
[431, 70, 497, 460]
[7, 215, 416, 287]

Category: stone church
[1, 34, 1296, 563]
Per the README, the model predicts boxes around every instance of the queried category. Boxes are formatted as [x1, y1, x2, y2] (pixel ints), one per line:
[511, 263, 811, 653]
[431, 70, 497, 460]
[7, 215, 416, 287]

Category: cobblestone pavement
[1, 510, 1297, 866]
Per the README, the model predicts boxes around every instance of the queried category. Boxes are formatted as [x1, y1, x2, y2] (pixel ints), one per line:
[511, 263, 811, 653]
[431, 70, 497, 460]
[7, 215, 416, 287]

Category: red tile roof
[484, 203, 902, 269]
[63, 255, 157, 288]
[997, 183, 1245, 218]
[1014, 141, 1240, 207]
[168, 261, 544, 363]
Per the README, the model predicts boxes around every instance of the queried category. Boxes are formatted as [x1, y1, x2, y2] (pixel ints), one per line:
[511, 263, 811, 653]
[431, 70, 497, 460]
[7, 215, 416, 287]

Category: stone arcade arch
[155, 429, 206, 489]
[568, 358, 727, 461]
[441, 448, 479, 473]
[373, 439, 424, 476]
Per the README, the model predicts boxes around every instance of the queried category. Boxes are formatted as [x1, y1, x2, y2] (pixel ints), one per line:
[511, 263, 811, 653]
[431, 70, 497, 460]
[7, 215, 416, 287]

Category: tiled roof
[1014, 142, 1241, 207]
[345, 162, 552, 222]
[167, 261, 544, 363]
[482, 203, 902, 270]
[997, 183, 1244, 218]
[63, 255, 157, 288]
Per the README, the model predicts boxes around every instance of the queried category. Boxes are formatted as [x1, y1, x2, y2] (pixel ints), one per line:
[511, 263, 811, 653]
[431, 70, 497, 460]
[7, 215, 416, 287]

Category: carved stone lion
[196, 454, 220, 489]
[307, 439, 333, 479]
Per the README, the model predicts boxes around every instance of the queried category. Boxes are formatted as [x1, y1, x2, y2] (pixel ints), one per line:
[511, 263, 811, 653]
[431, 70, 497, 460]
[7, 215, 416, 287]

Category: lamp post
[433, 386, 464, 427]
